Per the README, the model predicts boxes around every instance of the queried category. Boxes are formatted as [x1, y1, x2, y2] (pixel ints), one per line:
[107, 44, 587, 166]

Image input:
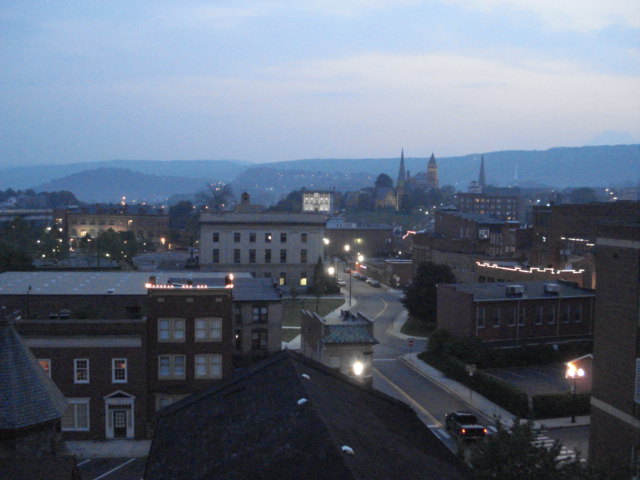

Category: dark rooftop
[145, 351, 471, 480]
[0, 310, 67, 430]
[447, 281, 594, 301]
[322, 324, 378, 345]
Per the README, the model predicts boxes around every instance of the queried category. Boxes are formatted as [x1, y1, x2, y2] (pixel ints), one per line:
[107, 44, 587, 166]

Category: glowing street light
[566, 363, 585, 423]
[327, 266, 335, 276]
[352, 361, 364, 376]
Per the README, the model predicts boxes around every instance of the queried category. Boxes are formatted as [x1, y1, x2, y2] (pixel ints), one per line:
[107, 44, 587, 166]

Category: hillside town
[1, 151, 639, 479]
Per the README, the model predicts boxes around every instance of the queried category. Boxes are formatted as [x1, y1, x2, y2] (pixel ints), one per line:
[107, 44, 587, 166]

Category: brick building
[437, 281, 594, 343]
[588, 223, 640, 476]
[456, 192, 521, 221]
[529, 201, 640, 272]
[475, 261, 590, 288]
[2, 271, 283, 440]
[324, 218, 395, 259]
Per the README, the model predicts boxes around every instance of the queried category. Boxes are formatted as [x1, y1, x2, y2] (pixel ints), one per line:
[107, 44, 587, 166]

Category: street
[344, 276, 589, 457]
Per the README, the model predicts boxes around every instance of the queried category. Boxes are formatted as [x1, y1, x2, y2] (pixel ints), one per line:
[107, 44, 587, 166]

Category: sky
[1, 0, 639, 167]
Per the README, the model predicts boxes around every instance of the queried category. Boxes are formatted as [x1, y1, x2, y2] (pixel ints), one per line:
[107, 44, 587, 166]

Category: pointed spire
[479, 155, 486, 188]
[397, 149, 406, 185]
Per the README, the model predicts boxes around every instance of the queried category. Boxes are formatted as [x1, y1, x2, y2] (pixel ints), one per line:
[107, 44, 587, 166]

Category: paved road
[77, 457, 146, 480]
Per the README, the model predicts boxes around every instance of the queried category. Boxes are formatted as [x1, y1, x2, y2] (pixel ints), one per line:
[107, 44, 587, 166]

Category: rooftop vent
[544, 283, 560, 294]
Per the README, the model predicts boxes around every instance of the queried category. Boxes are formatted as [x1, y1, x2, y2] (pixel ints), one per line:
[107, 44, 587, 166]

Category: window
[507, 307, 516, 326]
[38, 359, 51, 377]
[158, 318, 185, 342]
[195, 317, 222, 341]
[251, 329, 268, 350]
[252, 306, 268, 323]
[112, 358, 128, 383]
[301, 249, 307, 264]
[265, 232, 272, 243]
[233, 249, 241, 264]
[264, 248, 271, 263]
[234, 232, 241, 242]
[547, 305, 556, 324]
[195, 354, 222, 379]
[492, 308, 500, 327]
[300, 272, 307, 286]
[212, 232, 219, 242]
[301, 233, 308, 243]
[573, 304, 582, 323]
[249, 249, 256, 263]
[561, 305, 570, 323]
[279, 272, 286, 285]
[535, 306, 544, 325]
[518, 307, 526, 326]
[74, 359, 90, 384]
[250, 232, 256, 243]
[62, 399, 89, 431]
[235, 304, 242, 323]
[212, 249, 220, 263]
[280, 249, 287, 264]
[477, 307, 485, 328]
[158, 355, 186, 379]
[280, 233, 287, 243]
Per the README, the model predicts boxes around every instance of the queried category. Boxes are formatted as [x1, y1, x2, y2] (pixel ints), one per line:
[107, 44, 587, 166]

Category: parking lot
[77, 457, 146, 480]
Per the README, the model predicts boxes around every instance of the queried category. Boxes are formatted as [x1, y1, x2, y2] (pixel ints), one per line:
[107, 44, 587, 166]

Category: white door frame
[103, 390, 136, 439]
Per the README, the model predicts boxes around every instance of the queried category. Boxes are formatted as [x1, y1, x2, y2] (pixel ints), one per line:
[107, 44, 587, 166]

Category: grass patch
[400, 316, 434, 338]
[282, 297, 346, 328]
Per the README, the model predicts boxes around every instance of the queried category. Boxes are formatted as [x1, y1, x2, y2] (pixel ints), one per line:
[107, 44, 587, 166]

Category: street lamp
[327, 266, 335, 277]
[565, 363, 585, 423]
[344, 244, 352, 306]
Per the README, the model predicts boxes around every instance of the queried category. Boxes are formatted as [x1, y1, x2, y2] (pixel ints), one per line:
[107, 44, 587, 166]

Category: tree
[268, 189, 304, 212]
[402, 262, 456, 325]
[375, 173, 394, 189]
[470, 419, 610, 480]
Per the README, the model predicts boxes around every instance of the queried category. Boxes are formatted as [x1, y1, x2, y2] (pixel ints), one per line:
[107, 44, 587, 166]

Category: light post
[344, 244, 352, 306]
[565, 363, 585, 423]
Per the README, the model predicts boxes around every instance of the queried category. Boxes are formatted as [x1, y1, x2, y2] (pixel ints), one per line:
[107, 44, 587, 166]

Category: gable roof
[145, 351, 471, 480]
[0, 311, 67, 430]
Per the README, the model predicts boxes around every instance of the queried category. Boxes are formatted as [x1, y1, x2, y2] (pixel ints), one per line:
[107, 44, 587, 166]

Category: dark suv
[444, 412, 488, 440]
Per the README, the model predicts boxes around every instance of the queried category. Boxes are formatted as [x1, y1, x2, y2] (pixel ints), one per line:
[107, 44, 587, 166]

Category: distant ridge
[1, 145, 638, 204]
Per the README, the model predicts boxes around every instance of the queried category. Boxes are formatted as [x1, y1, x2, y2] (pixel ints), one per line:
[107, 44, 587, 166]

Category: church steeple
[427, 153, 438, 189]
[479, 155, 486, 190]
[397, 149, 406, 186]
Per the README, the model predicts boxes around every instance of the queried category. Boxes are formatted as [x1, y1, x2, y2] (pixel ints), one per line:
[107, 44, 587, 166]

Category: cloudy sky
[1, 1, 639, 167]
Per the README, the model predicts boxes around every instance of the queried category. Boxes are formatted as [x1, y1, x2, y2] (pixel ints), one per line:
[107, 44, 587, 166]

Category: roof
[145, 351, 471, 480]
[444, 281, 594, 301]
[68, 204, 165, 216]
[322, 324, 378, 345]
[200, 212, 327, 225]
[0, 271, 281, 301]
[0, 311, 68, 430]
[438, 210, 507, 225]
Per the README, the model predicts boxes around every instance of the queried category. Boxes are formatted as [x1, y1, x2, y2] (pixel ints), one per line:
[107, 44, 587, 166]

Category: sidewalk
[402, 352, 590, 431]
[66, 439, 151, 458]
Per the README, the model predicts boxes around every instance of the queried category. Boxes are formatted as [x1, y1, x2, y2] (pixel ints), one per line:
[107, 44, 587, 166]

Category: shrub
[531, 392, 591, 419]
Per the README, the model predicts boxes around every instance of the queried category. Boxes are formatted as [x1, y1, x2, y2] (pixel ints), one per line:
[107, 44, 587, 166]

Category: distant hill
[0, 159, 247, 190]
[34, 168, 213, 203]
[261, 145, 640, 189]
[3, 145, 638, 205]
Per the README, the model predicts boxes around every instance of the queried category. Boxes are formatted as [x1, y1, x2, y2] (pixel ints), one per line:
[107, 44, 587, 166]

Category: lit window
[38, 359, 51, 377]
[61, 398, 89, 431]
[265, 232, 272, 243]
[74, 359, 90, 384]
[194, 354, 222, 379]
[158, 318, 185, 342]
[195, 317, 222, 341]
[300, 272, 307, 286]
[158, 355, 186, 379]
[112, 358, 128, 383]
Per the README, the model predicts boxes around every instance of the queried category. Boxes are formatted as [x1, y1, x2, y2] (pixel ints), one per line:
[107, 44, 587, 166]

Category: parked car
[344, 267, 351, 273]
[444, 412, 487, 440]
[353, 272, 361, 279]
[337, 280, 346, 286]
[357, 275, 367, 281]
[370, 280, 381, 288]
